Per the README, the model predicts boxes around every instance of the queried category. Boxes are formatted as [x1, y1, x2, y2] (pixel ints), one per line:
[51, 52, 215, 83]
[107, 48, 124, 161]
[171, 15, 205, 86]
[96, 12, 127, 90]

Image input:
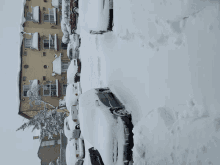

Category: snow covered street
[75, 0, 220, 164]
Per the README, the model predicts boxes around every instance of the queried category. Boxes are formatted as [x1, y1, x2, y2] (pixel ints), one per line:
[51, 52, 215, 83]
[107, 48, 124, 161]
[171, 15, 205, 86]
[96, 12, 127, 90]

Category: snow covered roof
[32, 6, 39, 23]
[31, 32, 39, 50]
[53, 55, 62, 75]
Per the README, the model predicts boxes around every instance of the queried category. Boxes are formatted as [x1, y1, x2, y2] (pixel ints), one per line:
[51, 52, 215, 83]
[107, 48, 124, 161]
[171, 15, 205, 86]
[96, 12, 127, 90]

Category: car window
[103, 93, 121, 107]
[97, 93, 111, 107]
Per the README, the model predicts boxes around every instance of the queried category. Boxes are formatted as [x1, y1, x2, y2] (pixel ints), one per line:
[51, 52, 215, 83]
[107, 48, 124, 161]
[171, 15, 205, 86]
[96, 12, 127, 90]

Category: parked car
[88, 147, 105, 165]
[70, 105, 80, 124]
[64, 116, 81, 141]
[79, 0, 114, 34]
[75, 160, 84, 165]
[67, 34, 80, 60]
[75, 138, 85, 160]
[78, 87, 134, 165]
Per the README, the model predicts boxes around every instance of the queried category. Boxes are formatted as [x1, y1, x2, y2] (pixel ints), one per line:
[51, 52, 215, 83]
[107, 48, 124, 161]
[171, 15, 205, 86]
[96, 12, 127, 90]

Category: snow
[52, 0, 60, 8]
[53, 8, 57, 23]
[31, 32, 39, 50]
[65, 83, 79, 111]
[66, 140, 77, 165]
[67, 59, 78, 84]
[75, 0, 220, 164]
[52, 55, 62, 75]
[64, 115, 78, 140]
[59, 0, 220, 164]
[32, 6, 39, 23]
[61, 0, 71, 37]
[78, 89, 125, 165]
[78, 0, 109, 32]
[55, 34, 58, 51]
[67, 34, 80, 59]
[56, 79, 59, 97]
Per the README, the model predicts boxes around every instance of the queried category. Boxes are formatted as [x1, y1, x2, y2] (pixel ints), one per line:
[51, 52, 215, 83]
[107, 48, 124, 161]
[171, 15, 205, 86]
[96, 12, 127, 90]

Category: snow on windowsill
[55, 34, 57, 51]
[32, 6, 39, 23]
[31, 32, 39, 50]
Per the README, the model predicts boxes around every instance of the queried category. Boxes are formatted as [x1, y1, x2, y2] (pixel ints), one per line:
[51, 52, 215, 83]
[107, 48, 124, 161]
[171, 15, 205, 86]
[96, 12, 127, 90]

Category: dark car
[88, 147, 105, 165]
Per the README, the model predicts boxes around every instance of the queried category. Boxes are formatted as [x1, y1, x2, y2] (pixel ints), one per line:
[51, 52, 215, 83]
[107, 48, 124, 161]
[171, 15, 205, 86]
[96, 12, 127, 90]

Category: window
[43, 76, 46, 80]
[62, 62, 69, 73]
[24, 51, 27, 56]
[43, 52, 46, 56]
[26, 12, 33, 21]
[23, 85, 30, 97]
[43, 40, 49, 49]
[43, 35, 55, 49]
[24, 65, 29, 68]
[43, 84, 57, 96]
[43, 7, 46, 11]
[24, 38, 32, 48]
[61, 42, 67, 50]
[44, 65, 48, 69]
[44, 9, 55, 23]
[23, 76, 27, 81]
[63, 84, 67, 95]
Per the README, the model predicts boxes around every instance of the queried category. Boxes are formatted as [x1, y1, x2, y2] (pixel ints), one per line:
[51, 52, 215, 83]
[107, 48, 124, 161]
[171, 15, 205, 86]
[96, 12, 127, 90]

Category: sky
[0, 0, 41, 165]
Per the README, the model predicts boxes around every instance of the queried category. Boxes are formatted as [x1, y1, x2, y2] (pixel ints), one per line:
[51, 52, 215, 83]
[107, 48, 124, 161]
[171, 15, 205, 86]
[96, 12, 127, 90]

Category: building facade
[18, 0, 70, 119]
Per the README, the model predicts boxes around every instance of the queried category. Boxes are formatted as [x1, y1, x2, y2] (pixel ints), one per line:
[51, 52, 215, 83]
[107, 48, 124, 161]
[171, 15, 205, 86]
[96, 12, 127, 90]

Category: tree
[16, 104, 67, 141]
[27, 79, 55, 108]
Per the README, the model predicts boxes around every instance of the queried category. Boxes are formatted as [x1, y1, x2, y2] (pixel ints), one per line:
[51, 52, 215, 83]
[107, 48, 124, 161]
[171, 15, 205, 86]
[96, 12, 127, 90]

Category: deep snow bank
[133, 105, 220, 165]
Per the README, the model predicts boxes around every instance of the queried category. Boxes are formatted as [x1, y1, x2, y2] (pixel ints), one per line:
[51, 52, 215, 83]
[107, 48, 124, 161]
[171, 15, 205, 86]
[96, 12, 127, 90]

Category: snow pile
[32, 6, 39, 23]
[66, 140, 77, 165]
[78, 0, 109, 32]
[61, 0, 71, 43]
[67, 34, 80, 59]
[67, 59, 78, 84]
[65, 83, 79, 111]
[64, 115, 78, 140]
[133, 104, 220, 165]
[31, 32, 39, 50]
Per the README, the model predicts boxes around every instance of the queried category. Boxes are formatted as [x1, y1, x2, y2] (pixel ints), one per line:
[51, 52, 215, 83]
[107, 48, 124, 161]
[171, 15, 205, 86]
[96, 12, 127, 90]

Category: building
[38, 134, 61, 165]
[18, 0, 71, 119]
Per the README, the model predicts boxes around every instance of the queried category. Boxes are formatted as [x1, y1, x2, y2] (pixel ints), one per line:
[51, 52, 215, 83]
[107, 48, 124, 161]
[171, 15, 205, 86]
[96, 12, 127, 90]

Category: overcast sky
[0, 0, 41, 165]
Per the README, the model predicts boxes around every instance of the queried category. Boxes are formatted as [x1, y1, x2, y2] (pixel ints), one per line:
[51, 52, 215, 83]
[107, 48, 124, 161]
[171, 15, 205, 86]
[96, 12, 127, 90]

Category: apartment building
[18, 0, 70, 119]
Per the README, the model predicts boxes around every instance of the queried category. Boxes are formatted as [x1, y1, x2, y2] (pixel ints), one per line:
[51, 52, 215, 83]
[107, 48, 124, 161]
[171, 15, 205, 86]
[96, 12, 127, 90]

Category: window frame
[43, 84, 57, 96]
[23, 85, 30, 97]
[62, 84, 67, 95]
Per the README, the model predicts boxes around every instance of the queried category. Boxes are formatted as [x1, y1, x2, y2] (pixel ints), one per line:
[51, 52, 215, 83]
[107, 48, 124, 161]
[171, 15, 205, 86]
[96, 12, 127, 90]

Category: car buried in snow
[79, 0, 114, 34]
[78, 87, 134, 165]
[75, 138, 85, 160]
[64, 115, 81, 141]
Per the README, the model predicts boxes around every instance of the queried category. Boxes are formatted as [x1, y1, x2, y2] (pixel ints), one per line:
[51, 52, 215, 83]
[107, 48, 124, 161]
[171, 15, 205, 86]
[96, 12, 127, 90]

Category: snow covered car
[79, 0, 114, 34]
[75, 138, 85, 160]
[70, 105, 80, 124]
[78, 87, 134, 165]
[88, 147, 104, 165]
[67, 34, 81, 60]
[75, 160, 84, 165]
[64, 116, 81, 141]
